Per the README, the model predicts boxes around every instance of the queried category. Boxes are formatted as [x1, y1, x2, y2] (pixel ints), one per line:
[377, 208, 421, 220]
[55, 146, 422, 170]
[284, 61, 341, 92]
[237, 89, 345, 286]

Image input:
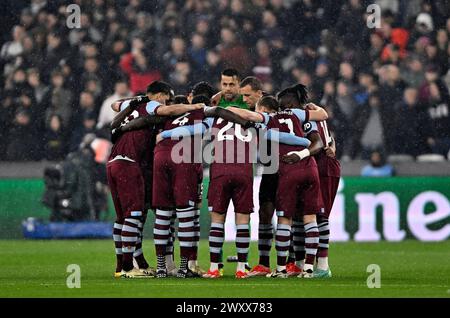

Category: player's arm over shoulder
[111, 99, 130, 112]
[303, 120, 323, 155]
[204, 106, 251, 127]
[292, 106, 328, 122]
[152, 102, 204, 116]
[306, 131, 323, 156]
[210, 92, 222, 106]
[111, 95, 149, 112]
[226, 106, 265, 123]
[305, 103, 328, 121]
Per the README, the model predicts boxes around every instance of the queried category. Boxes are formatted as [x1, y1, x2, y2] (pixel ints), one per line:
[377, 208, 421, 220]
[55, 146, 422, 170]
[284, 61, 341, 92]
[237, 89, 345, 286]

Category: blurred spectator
[217, 27, 252, 75]
[379, 19, 409, 62]
[43, 70, 73, 128]
[168, 59, 192, 94]
[163, 36, 188, 72]
[354, 71, 377, 106]
[336, 0, 365, 48]
[1, 25, 25, 72]
[205, 49, 223, 88]
[41, 32, 67, 83]
[44, 114, 67, 161]
[358, 93, 385, 160]
[252, 39, 273, 89]
[0, 92, 15, 160]
[289, 0, 322, 46]
[20, 35, 44, 70]
[335, 81, 357, 158]
[436, 29, 449, 76]
[312, 59, 330, 100]
[408, 12, 435, 49]
[401, 55, 425, 88]
[188, 33, 208, 82]
[6, 108, 38, 161]
[70, 110, 97, 152]
[97, 80, 131, 129]
[369, 32, 385, 62]
[80, 58, 104, 93]
[422, 70, 450, 156]
[68, 13, 102, 46]
[0, 0, 448, 162]
[27, 68, 49, 107]
[393, 87, 434, 157]
[361, 150, 395, 177]
[378, 64, 407, 153]
[260, 10, 284, 44]
[120, 38, 162, 94]
[339, 62, 355, 87]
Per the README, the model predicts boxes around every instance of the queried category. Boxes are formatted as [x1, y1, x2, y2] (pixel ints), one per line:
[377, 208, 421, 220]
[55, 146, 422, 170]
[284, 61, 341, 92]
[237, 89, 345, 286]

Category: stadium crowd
[0, 0, 449, 161]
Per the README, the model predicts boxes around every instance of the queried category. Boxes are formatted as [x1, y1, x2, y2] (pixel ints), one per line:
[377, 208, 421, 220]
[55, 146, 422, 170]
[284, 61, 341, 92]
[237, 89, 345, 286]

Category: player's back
[209, 117, 257, 178]
[267, 109, 309, 156]
[312, 119, 340, 177]
[109, 102, 155, 166]
[155, 108, 206, 152]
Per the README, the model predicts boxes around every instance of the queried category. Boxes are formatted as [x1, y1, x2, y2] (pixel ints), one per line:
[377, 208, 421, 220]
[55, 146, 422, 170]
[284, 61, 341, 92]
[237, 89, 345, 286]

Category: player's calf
[317, 215, 331, 272]
[176, 206, 196, 277]
[121, 215, 142, 272]
[272, 221, 291, 277]
[188, 208, 201, 272]
[166, 212, 177, 274]
[235, 223, 250, 277]
[208, 222, 225, 276]
[113, 221, 123, 277]
[257, 223, 273, 268]
[133, 215, 150, 270]
[301, 215, 319, 278]
[154, 208, 174, 277]
[287, 220, 305, 276]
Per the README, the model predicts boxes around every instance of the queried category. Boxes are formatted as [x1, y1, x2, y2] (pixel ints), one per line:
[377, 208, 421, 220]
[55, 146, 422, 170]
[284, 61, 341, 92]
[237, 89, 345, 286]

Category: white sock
[277, 265, 286, 272]
[210, 262, 219, 271]
[303, 263, 314, 273]
[296, 260, 305, 270]
[237, 262, 246, 272]
[188, 260, 196, 269]
[317, 257, 329, 270]
[166, 255, 175, 270]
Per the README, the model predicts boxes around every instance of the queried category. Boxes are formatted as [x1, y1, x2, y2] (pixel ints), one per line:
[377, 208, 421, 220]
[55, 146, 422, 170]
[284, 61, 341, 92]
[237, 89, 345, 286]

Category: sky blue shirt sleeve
[291, 108, 307, 122]
[265, 130, 311, 147]
[145, 100, 161, 115]
[203, 105, 213, 112]
[304, 120, 319, 136]
[160, 123, 206, 139]
[260, 112, 270, 125]
[203, 117, 214, 128]
[119, 100, 131, 112]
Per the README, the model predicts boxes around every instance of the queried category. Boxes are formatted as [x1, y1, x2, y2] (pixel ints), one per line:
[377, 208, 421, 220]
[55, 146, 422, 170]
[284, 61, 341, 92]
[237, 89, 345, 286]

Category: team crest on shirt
[303, 122, 312, 133]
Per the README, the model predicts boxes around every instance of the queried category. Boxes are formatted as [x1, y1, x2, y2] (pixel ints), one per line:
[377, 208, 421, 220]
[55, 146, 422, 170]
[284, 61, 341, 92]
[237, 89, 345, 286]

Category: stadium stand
[0, 0, 449, 163]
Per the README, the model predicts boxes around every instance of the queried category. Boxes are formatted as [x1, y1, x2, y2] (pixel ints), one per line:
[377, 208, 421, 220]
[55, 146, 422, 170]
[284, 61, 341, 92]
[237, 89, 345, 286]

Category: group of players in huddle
[107, 68, 341, 279]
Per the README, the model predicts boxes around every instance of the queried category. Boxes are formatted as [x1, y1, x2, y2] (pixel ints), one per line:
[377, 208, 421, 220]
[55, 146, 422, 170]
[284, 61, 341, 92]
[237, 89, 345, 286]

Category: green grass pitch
[1, 240, 449, 298]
